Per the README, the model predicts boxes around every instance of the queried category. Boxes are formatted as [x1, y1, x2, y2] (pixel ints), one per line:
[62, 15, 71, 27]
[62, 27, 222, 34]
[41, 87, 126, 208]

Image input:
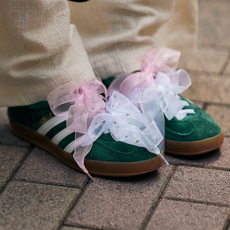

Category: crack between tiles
[163, 197, 230, 208]
[222, 214, 230, 230]
[222, 215, 230, 230]
[140, 164, 230, 230]
[139, 166, 177, 230]
[0, 146, 33, 194]
[202, 102, 209, 110]
[220, 50, 230, 75]
[167, 163, 230, 172]
[57, 177, 93, 230]
[12, 178, 86, 189]
[203, 101, 230, 107]
[56, 189, 83, 230]
[63, 223, 116, 230]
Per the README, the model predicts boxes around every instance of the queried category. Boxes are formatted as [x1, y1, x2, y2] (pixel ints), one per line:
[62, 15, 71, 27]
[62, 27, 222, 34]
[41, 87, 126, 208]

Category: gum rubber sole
[8, 116, 164, 177]
[165, 131, 224, 156]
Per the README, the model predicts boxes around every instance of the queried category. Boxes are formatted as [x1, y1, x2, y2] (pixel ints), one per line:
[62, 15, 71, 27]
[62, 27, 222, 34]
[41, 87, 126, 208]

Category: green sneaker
[8, 100, 164, 177]
[106, 47, 224, 156]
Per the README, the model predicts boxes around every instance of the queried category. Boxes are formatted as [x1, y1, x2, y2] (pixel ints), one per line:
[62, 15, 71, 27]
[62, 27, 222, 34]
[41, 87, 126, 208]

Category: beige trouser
[0, 0, 198, 106]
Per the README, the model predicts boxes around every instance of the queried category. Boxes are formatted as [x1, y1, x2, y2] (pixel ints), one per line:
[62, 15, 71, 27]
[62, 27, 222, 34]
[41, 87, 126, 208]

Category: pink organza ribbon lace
[47, 78, 107, 179]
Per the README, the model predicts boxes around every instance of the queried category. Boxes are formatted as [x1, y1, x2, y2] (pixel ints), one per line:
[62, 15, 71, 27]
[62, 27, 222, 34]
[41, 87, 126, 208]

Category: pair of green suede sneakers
[8, 77, 224, 177]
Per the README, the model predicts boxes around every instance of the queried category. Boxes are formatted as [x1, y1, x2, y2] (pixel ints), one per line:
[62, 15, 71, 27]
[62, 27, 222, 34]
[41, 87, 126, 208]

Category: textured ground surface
[1, 1, 230, 229]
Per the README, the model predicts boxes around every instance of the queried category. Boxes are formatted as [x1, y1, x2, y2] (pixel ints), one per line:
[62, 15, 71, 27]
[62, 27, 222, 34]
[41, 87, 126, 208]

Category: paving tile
[146, 199, 229, 230]
[14, 147, 87, 188]
[0, 181, 80, 230]
[0, 145, 28, 191]
[198, 2, 230, 47]
[205, 105, 230, 136]
[166, 137, 230, 170]
[178, 47, 228, 72]
[181, 72, 230, 104]
[0, 107, 31, 147]
[65, 165, 173, 230]
[164, 166, 230, 205]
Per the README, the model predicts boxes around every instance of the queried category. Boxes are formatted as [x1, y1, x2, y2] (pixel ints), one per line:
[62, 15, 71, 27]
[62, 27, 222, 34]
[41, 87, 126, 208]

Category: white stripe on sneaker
[37, 115, 85, 154]
[37, 115, 66, 135]
[64, 136, 84, 154]
[51, 128, 74, 145]
[64, 140, 75, 153]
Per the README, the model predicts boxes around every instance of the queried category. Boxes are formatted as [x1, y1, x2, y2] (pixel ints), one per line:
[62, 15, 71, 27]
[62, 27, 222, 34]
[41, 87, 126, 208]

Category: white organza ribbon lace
[82, 91, 168, 165]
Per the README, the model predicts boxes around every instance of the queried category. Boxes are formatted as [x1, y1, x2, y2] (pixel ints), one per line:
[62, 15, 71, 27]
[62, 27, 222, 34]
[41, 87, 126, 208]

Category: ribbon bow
[137, 70, 192, 121]
[108, 47, 181, 97]
[47, 78, 107, 179]
[81, 91, 167, 164]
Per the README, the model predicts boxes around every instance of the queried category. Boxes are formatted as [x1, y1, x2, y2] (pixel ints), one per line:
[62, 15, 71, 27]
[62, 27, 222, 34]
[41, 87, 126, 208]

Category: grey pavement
[1, 0, 230, 229]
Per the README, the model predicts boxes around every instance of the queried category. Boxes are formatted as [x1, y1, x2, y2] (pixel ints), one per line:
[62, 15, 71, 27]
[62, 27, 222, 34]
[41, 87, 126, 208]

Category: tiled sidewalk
[1, 1, 230, 229]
